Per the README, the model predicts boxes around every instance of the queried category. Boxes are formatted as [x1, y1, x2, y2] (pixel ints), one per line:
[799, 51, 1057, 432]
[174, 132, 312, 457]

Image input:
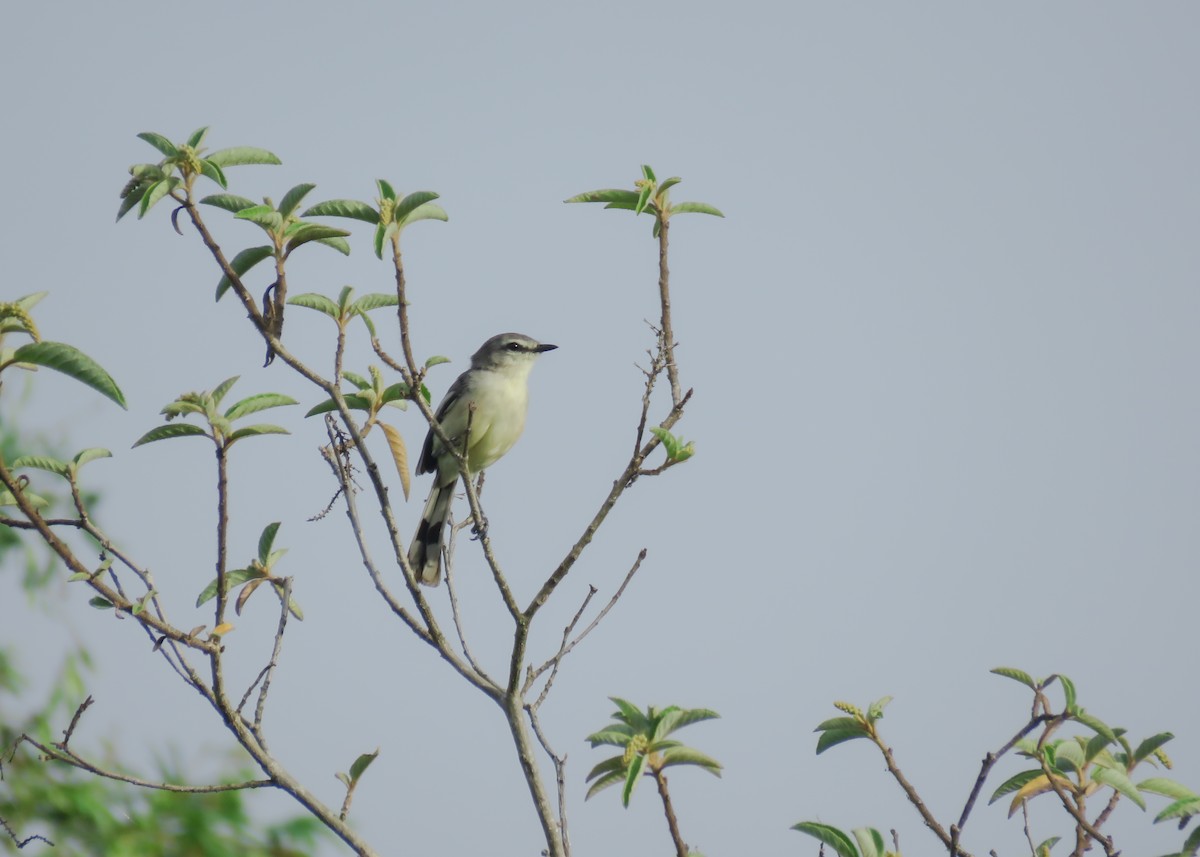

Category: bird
[408, 332, 557, 585]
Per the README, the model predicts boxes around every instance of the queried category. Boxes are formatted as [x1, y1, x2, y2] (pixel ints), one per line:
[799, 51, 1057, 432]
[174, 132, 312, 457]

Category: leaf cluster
[302, 179, 448, 259]
[0, 293, 126, 409]
[565, 165, 723, 237]
[585, 698, 721, 807]
[195, 522, 303, 622]
[117, 126, 281, 222]
[132, 377, 296, 449]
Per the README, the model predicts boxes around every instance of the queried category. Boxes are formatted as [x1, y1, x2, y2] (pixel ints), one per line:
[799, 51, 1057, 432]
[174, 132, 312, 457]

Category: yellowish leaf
[1009, 773, 1074, 817]
[211, 622, 235, 637]
[236, 578, 267, 615]
[379, 422, 411, 500]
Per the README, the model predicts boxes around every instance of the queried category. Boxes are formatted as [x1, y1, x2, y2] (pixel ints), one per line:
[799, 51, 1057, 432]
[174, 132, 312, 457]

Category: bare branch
[527, 549, 647, 703]
[0, 813, 53, 849]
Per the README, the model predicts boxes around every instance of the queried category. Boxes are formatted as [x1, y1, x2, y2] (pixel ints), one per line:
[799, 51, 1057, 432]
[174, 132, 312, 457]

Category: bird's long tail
[408, 480, 453, 585]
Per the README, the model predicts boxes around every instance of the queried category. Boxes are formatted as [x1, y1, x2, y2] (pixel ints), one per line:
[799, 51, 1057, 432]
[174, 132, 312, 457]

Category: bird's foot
[470, 514, 489, 540]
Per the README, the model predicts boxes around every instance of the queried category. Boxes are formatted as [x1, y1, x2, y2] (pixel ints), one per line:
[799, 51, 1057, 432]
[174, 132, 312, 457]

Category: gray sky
[3, 2, 1198, 855]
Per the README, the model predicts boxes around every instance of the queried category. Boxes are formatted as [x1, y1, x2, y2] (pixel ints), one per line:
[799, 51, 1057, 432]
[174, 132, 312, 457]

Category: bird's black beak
[536, 343, 558, 353]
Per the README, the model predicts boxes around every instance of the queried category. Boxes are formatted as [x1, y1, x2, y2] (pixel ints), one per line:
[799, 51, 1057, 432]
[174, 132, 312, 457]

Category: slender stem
[869, 731, 969, 857]
[502, 695, 564, 857]
[653, 769, 688, 857]
[657, 217, 681, 406]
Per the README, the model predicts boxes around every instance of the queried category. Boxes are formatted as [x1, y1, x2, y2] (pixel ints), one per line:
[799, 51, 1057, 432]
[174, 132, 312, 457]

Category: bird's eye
[507, 342, 522, 351]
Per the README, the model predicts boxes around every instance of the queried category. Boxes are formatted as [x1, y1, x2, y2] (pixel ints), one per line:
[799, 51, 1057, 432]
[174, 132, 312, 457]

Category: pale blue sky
[3, 3, 1199, 855]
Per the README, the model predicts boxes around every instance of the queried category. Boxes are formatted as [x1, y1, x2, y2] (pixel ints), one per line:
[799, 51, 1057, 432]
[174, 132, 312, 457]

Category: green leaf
[302, 199, 380, 224]
[285, 224, 351, 255]
[564, 188, 642, 205]
[816, 726, 870, 754]
[11, 455, 69, 476]
[288, 293, 340, 318]
[815, 717, 865, 733]
[374, 221, 398, 259]
[1137, 778, 1198, 800]
[348, 749, 379, 783]
[304, 394, 374, 417]
[1056, 674, 1077, 711]
[278, 183, 317, 218]
[235, 205, 283, 231]
[116, 188, 146, 222]
[867, 696, 892, 723]
[1134, 733, 1175, 762]
[257, 523, 281, 564]
[1034, 836, 1061, 857]
[586, 726, 635, 748]
[211, 375, 240, 407]
[584, 770, 625, 801]
[379, 383, 410, 405]
[228, 424, 289, 442]
[186, 126, 209, 148]
[658, 176, 682, 194]
[216, 245, 274, 301]
[852, 827, 886, 857]
[791, 822, 859, 857]
[195, 568, 265, 607]
[138, 177, 180, 218]
[658, 746, 722, 775]
[621, 752, 646, 808]
[402, 202, 449, 225]
[989, 769, 1044, 804]
[316, 236, 352, 256]
[640, 164, 657, 183]
[224, 393, 298, 421]
[1155, 795, 1200, 823]
[73, 448, 112, 469]
[665, 707, 720, 734]
[199, 159, 228, 189]
[1053, 741, 1085, 773]
[394, 191, 440, 224]
[1092, 766, 1146, 810]
[651, 707, 683, 740]
[200, 193, 257, 214]
[8, 342, 127, 408]
[133, 423, 209, 447]
[585, 756, 625, 782]
[376, 179, 396, 201]
[352, 293, 399, 313]
[991, 666, 1036, 689]
[88, 596, 114, 610]
[205, 146, 282, 167]
[670, 201, 725, 217]
[634, 182, 654, 216]
[424, 355, 451, 369]
[609, 698, 651, 733]
[1085, 731, 1115, 762]
[1073, 710, 1116, 742]
[0, 489, 49, 509]
[136, 131, 178, 157]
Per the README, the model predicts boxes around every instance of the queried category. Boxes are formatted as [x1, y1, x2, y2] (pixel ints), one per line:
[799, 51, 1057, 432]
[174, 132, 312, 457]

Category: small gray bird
[408, 332, 557, 585]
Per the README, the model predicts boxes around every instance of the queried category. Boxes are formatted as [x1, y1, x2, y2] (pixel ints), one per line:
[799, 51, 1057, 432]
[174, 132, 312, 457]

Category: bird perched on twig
[408, 332, 557, 585]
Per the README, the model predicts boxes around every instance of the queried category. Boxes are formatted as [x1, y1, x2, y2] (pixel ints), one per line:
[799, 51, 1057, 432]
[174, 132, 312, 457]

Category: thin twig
[252, 577, 295, 741]
[10, 731, 273, 794]
[869, 731, 970, 857]
[527, 549, 647, 702]
[527, 706, 570, 857]
[0, 814, 53, 849]
[955, 713, 1053, 834]
[443, 526, 497, 686]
